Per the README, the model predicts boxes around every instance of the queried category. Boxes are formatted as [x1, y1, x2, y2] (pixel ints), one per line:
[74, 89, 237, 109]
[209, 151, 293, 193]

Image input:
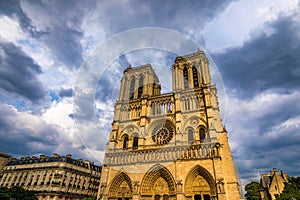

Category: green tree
[0, 186, 10, 200]
[0, 186, 37, 200]
[245, 181, 261, 200]
[83, 198, 95, 200]
[276, 176, 300, 200]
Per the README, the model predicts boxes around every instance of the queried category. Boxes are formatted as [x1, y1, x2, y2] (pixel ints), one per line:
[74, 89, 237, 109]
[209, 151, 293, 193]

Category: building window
[137, 75, 144, 98]
[192, 66, 199, 88]
[129, 77, 135, 100]
[123, 135, 129, 149]
[200, 127, 206, 141]
[133, 135, 139, 150]
[183, 66, 189, 89]
[188, 129, 194, 142]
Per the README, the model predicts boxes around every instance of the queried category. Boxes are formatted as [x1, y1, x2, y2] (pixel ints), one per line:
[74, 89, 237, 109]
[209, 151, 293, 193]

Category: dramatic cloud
[226, 90, 300, 184]
[0, 0, 87, 69]
[203, 0, 299, 52]
[0, 0, 300, 189]
[0, 39, 46, 102]
[0, 104, 59, 156]
[212, 10, 300, 184]
[88, 0, 232, 34]
[59, 88, 73, 98]
[213, 14, 300, 99]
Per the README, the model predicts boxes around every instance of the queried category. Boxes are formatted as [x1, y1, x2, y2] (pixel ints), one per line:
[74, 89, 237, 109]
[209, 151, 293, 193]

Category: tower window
[138, 75, 144, 98]
[183, 66, 189, 89]
[200, 127, 206, 141]
[129, 77, 135, 100]
[133, 135, 138, 150]
[192, 66, 199, 88]
[123, 135, 129, 149]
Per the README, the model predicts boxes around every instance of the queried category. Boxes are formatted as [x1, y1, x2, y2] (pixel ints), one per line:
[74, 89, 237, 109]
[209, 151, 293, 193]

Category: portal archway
[108, 172, 133, 200]
[140, 164, 176, 199]
[185, 165, 216, 200]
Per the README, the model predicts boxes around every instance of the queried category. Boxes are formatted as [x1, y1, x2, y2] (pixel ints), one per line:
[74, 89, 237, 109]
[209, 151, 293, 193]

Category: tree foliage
[83, 197, 97, 200]
[245, 181, 261, 200]
[0, 186, 37, 200]
[276, 176, 300, 200]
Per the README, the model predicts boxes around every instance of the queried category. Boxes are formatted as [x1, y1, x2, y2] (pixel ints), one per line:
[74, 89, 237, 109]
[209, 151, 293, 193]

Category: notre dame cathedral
[98, 50, 241, 200]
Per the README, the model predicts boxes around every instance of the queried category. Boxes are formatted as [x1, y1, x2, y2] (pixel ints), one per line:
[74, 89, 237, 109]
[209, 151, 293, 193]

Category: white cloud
[42, 99, 75, 130]
[0, 15, 53, 70]
[0, 16, 25, 42]
[203, 0, 300, 52]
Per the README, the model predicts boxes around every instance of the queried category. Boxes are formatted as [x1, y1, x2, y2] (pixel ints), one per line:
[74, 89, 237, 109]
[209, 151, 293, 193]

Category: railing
[103, 143, 220, 165]
[149, 94, 174, 116]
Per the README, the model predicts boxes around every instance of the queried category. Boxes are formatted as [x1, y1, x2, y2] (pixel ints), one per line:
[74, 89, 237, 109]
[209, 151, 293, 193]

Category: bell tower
[172, 49, 211, 91]
[98, 50, 241, 200]
[118, 64, 161, 102]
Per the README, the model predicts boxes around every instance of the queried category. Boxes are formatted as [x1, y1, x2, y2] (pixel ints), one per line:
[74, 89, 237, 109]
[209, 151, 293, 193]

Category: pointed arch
[183, 65, 189, 89]
[199, 126, 207, 142]
[185, 165, 216, 197]
[108, 172, 133, 199]
[192, 65, 199, 88]
[129, 77, 135, 100]
[137, 74, 144, 98]
[132, 134, 139, 150]
[122, 134, 129, 149]
[140, 164, 176, 197]
[188, 128, 194, 143]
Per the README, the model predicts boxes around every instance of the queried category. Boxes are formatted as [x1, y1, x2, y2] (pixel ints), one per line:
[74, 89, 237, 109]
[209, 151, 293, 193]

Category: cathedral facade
[98, 50, 241, 200]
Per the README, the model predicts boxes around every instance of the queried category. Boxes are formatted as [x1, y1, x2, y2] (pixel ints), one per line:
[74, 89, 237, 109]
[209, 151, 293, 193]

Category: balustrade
[104, 143, 220, 165]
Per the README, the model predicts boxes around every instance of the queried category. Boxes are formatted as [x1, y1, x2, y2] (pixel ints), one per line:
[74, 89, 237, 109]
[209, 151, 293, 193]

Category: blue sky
[0, 0, 300, 188]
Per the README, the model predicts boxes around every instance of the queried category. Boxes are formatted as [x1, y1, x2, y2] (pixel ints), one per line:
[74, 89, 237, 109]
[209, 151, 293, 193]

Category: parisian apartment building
[0, 153, 101, 200]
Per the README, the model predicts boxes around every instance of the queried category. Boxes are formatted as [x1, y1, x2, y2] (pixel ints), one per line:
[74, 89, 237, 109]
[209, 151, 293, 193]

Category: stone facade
[260, 168, 288, 200]
[98, 50, 241, 200]
[0, 154, 101, 200]
[0, 151, 11, 175]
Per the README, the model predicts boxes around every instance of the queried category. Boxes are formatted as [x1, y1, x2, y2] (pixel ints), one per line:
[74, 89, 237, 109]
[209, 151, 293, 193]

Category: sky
[1, 0, 300, 190]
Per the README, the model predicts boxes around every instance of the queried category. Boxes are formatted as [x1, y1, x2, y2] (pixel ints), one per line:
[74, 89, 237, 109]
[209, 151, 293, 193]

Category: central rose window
[152, 121, 175, 145]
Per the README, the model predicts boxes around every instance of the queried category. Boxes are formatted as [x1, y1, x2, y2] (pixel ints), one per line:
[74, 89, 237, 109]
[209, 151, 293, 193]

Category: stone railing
[103, 143, 220, 165]
[148, 94, 174, 116]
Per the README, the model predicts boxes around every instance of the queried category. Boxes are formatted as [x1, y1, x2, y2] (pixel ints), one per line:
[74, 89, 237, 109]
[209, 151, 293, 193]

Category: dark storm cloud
[0, 104, 60, 156]
[0, 0, 48, 38]
[0, 40, 46, 102]
[88, 0, 233, 36]
[213, 15, 300, 99]
[0, 0, 87, 69]
[213, 13, 300, 183]
[59, 88, 73, 98]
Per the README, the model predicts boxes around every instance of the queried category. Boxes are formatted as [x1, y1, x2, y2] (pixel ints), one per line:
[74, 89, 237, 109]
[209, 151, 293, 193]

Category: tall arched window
[192, 66, 199, 88]
[183, 66, 189, 89]
[137, 75, 144, 98]
[188, 129, 194, 142]
[129, 77, 135, 100]
[199, 127, 206, 141]
[123, 135, 129, 149]
[133, 135, 139, 150]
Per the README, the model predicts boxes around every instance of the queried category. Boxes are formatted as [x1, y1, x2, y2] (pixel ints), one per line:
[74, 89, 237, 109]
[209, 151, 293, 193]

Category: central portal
[154, 194, 169, 200]
[194, 194, 211, 200]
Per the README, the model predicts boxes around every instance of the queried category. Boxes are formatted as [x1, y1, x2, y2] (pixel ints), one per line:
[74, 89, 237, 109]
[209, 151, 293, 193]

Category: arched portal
[108, 172, 133, 200]
[185, 165, 216, 200]
[140, 164, 176, 200]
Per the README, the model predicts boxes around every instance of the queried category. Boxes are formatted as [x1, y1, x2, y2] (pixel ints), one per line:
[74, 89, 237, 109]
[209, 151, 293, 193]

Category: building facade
[0, 154, 101, 200]
[98, 50, 241, 200]
[260, 168, 288, 200]
[0, 151, 11, 175]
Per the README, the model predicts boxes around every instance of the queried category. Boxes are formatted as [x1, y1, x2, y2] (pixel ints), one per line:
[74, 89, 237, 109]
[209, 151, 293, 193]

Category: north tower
[98, 50, 241, 200]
